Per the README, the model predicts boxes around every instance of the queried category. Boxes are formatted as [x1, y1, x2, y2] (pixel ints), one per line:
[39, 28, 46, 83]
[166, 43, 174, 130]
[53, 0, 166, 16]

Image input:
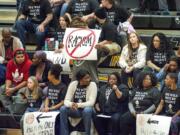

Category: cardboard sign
[63, 28, 101, 60]
[24, 112, 59, 135]
[136, 114, 172, 135]
[44, 51, 71, 72]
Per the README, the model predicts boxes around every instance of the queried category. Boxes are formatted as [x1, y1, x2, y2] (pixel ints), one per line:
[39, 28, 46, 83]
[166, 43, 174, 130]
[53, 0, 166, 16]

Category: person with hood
[0, 49, 32, 108]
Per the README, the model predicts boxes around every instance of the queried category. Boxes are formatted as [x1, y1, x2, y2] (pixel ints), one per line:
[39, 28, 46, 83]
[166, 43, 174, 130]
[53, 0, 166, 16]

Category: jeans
[60, 3, 68, 16]
[59, 106, 93, 135]
[15, 19, 47, 50]
[93, 112, 121, 135]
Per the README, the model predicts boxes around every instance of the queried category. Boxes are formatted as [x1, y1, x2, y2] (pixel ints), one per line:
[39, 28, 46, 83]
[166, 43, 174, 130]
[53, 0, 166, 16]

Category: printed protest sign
[136, 114, 172, 135]
[44, 51, 71, 72]
[24, 112, 59, 135]
[63, 28, 101, 60]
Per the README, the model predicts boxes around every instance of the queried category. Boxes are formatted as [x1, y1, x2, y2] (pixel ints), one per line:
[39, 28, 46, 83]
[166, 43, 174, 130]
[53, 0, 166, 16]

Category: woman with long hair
[119, 32, 147, 88]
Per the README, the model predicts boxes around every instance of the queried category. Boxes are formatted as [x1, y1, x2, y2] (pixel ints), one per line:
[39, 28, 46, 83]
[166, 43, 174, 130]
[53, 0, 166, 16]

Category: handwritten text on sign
[24, 112, 59, 135]
[44, 51, 71, 72]
[63, 28, 101, 60]
[136, 114, 172, 135]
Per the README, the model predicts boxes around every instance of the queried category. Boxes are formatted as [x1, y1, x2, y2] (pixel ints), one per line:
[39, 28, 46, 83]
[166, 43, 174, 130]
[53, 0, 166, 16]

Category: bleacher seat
[151, 16, 172, 29]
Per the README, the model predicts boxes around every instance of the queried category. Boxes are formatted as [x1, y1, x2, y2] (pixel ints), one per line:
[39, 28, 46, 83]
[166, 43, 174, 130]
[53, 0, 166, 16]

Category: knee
[111, 113, 120, 123]
[60, 105, 68, 113]
[16, 19, 25, 28]
[35, 31, 45, 38]
[82, 107, 93, 115]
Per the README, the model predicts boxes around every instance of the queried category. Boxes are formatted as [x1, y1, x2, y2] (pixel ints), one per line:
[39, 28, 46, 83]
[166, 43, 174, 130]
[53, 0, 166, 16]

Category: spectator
[0, 49, 32, 107]
[120, 71, 161, 135]
[18, 76, 43, 112]
[119, 32, 147, 87]
[30, 51, 52, 87]
[54, 14, 71, 52]
[65, 0, 99, 20]
[42, 64, 67, 112]
[146, 32, 174, 73]
[93, 72, 129, 135]
[15, 0, 53, 50]
[156, 56, 180, 90]
[0, 28, 23, 65]
[155, 73, 180, 135]
[60, 69, 97, 135]
[93, 8, 121, 64]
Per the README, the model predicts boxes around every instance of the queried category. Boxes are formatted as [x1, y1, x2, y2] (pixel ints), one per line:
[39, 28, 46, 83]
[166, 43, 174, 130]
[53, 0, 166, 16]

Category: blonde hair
[27, 76, 40, 100]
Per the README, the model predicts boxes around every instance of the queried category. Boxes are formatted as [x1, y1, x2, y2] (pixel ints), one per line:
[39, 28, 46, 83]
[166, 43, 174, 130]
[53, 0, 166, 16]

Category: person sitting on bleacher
[29, 51, 52, 88]
[146, 32, 175, 73]
[15, 0, 53, 50]
[0, 28, 23, 86]
[65, 0, 99, 21]
[119, 32, 147, 88]
[93, 72, 129, 135]
[0, 28, 23, 65]
[41, 64, 67, 112]
[0, 49, 32, 107]
[60, 69, 97, 135]
[92, 7, 121, 64]
[120, 71, 161, 135]
[155, 73, 180, 135]
[156, 56, 180, 90]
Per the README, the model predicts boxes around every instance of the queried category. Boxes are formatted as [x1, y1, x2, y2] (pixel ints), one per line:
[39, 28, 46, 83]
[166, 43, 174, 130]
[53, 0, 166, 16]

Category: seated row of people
[1, 65, 179, 135]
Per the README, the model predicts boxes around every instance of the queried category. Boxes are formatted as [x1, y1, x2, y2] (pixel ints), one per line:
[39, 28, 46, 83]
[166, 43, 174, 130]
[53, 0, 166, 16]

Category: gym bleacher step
[0, 8, 17, 25]
[0, 0, 16, 6]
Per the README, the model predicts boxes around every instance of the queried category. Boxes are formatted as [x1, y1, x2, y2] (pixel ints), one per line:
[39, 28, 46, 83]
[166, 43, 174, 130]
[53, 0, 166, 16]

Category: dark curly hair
[136, 71, 157, 89]
[108, 72, 121, 84]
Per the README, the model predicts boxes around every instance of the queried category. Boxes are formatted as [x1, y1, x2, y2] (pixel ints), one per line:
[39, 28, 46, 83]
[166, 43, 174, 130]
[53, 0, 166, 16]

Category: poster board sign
[44, 51, 71, 72]
[23, 112, 59, 135]
[136, 114, 172, 135]
[63, 28, 101, 60]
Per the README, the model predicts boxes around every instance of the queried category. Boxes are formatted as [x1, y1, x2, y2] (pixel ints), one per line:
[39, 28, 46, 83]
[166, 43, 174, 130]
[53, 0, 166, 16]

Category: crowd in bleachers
[0, 0, 180, 135]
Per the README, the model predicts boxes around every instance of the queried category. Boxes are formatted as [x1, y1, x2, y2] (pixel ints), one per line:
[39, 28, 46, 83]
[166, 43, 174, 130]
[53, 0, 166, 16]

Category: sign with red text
[63, 28, 101, 60]
[136, 114, 172, 135]
[24, 112, 59, 135]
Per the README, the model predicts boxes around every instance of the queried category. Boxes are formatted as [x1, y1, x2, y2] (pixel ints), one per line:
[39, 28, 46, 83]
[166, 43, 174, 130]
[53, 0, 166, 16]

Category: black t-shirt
[66, 0, 99, 17]
[73, 84, 87, 103]
[132, 87, 160, 113]
[99, 20, 119, 43]
[22, 0, 52, 24]
[104, 5, 131, 25]
[162, 87, 180, 116]
[56, 27, 65, 43]
[47, 82, 67, 106]
[146, 48, 174, 68]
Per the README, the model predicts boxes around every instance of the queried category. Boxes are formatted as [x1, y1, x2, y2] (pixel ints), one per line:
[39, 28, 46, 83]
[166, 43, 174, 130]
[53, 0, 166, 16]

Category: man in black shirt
[15, 0, 53, 50]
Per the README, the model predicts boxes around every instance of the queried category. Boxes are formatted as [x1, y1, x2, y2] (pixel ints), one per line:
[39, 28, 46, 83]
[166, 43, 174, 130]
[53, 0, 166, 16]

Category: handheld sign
[63, 28, 101, 60]
[24, 112, 59, 135]
[44, 51, 71, 72]
[136, 114, 172, 135]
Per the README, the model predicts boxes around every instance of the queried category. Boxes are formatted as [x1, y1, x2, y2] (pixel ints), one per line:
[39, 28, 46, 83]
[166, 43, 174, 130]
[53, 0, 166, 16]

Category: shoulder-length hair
[136, 71, 157, 89]
[27, 76, 40, 100]
[149, 32, 170, 52]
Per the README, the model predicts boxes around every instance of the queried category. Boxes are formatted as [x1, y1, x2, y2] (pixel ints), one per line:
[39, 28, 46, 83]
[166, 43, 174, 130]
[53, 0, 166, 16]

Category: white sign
[24, 112, 59, 135]
[44, 51, 71, 72]
[63, 28, 101, 60]
[136, 114, 172, 135]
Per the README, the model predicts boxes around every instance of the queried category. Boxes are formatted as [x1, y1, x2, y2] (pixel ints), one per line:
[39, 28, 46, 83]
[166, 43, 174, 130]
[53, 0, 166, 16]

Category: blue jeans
[15, 19, 47, 50]
[59, 106, 93, 135]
